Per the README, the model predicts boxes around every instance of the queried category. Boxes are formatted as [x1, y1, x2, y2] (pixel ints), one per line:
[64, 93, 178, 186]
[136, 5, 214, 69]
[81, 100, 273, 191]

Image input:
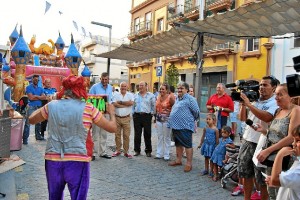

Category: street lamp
[91, 21, 112, 76]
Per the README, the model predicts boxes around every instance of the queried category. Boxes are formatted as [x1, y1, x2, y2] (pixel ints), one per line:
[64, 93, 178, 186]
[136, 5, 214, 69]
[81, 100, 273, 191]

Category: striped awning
[98, 0, 300, 62]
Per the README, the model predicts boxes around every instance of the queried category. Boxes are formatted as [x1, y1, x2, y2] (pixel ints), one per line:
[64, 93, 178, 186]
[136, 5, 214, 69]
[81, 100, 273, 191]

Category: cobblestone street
[10, 121, 243, 200]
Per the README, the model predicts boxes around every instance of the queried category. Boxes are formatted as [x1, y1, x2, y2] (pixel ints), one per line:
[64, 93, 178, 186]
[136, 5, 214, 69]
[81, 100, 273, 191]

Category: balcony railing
[167, 3, 185, 21]
[184, 0, 200, 13]
[184, 0, 200, 21]
[128, 21, 153, 41]
[137, 21, 153, 37]
[206, 0, 233, 14]
[168, 1, 201, 23]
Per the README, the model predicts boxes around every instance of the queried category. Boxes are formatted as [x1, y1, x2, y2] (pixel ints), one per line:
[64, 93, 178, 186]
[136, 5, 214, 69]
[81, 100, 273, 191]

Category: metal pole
[195, 32, 204, 112]
[91, 21, 112, 75]
[107, 27, 112, 76]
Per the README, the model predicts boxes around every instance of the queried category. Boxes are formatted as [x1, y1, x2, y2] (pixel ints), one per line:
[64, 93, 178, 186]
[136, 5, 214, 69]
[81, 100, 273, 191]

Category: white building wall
[271, 34, 300, 83]
[79, 36, 129, 86]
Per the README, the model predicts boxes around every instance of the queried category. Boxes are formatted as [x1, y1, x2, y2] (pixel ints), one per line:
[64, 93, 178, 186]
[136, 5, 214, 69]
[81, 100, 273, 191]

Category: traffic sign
[156, 66, 162, 77]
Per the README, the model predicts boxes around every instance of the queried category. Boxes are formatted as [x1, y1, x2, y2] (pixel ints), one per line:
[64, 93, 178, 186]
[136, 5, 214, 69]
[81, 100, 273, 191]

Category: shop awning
[98, 0, 300, 62]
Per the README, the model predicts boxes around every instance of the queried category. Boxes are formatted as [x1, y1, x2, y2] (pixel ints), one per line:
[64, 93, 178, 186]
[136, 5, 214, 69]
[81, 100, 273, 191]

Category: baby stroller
[220, 145, 240, 188]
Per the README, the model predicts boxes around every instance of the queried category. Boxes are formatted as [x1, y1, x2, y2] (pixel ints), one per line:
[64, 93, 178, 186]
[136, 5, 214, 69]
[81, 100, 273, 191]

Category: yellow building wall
[154, 6, 167, 33]
[203, 56, 234, 71]
[236, 38, 269, 81]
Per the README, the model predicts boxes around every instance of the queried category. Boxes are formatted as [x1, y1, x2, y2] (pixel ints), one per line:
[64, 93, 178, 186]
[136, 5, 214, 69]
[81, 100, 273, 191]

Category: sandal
[168, 161, 182, 166]
[208, 171, 214, 177]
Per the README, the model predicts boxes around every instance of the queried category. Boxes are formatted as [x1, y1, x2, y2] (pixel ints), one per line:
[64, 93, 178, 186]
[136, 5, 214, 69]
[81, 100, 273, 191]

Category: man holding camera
[237, 76, 279, 200]
[206, 83, 234, 135]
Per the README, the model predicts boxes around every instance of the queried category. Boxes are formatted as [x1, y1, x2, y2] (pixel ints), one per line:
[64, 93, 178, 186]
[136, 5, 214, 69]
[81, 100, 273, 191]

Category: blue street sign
[156, 66, 162, 77]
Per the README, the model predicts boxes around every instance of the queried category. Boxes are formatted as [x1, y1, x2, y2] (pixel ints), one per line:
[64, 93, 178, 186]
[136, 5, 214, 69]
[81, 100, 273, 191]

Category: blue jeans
[23, 106, 42, 143]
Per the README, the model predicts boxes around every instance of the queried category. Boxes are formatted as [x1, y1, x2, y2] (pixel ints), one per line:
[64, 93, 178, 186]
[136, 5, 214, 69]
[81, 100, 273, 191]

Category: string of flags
[44, 0, 96, 40]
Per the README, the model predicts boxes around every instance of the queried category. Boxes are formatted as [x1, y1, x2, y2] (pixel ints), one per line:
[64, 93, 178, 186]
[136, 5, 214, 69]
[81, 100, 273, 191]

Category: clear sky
[0, 0, 131, 45]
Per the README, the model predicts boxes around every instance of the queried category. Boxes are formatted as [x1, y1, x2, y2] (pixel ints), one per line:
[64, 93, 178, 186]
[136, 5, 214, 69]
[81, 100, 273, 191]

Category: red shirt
[206, 93, 234, 117]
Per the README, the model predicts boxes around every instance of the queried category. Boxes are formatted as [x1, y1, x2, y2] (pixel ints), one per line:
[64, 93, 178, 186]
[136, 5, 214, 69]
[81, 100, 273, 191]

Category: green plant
[166, 63, 179, 87]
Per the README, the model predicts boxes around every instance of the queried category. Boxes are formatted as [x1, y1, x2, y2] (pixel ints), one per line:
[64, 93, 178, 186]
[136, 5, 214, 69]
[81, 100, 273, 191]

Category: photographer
[237, 76, 279, 200]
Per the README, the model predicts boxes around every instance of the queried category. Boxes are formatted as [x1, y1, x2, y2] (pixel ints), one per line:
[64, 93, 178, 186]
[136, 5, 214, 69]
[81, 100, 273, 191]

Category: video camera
[286, 55, 300, 97]
[225, 80, 259, 102]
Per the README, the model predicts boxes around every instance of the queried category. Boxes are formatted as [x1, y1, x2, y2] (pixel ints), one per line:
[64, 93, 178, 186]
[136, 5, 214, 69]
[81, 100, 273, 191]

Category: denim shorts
[172, 129, 193, 148]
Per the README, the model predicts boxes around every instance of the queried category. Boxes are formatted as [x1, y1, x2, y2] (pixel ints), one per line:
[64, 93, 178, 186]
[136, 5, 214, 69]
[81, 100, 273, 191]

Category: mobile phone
[261, 172, 268, 178]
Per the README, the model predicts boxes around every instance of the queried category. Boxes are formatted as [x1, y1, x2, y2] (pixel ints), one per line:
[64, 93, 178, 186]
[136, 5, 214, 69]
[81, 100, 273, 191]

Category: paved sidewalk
[11, 120, 243, 200]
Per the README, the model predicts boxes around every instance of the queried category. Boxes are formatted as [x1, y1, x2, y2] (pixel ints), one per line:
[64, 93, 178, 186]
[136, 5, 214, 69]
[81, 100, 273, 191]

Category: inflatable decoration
[29, 35, 55, 55]
[6, 27, 83, 101]
[81, 61, 91, 91]
[55, 32, 65, 56]
[1, 57, 16, 87]
[25, 65, 71, 77]
[11, 26, 32, 101]
[9, 24, 19, 46]
[65, 34, 82, 76]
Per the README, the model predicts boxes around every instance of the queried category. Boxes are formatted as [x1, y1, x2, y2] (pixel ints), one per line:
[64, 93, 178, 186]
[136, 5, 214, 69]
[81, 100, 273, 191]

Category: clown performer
[28, 75, 116, 200]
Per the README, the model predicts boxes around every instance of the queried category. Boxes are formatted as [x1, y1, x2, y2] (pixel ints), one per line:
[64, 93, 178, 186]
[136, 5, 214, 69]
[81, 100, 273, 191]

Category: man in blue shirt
[41, 78, 57, 139]
[89, 72, 113, 160]
[168, 81, 200, 172]
[23, 75, 47, 144]
[133, 81, 156, 157]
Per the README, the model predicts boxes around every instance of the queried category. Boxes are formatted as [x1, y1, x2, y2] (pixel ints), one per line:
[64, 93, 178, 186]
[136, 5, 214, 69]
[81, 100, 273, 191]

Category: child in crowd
[210, 126, 235, 181]
[198, 113, 219, 177]
[266, 124, 300, 200]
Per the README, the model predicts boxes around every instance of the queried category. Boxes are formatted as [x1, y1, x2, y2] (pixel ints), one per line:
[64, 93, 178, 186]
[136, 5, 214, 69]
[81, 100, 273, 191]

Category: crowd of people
[23, 72, 300, 200]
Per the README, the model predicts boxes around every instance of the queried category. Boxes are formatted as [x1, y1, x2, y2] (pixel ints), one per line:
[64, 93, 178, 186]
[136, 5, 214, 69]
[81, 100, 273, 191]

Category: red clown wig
[57, 75, 88, 100]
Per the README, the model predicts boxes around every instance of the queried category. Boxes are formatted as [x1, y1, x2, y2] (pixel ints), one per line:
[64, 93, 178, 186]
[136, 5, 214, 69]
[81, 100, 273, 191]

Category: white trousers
[156, 121, 171, 159]
[92, 114, 109, 156]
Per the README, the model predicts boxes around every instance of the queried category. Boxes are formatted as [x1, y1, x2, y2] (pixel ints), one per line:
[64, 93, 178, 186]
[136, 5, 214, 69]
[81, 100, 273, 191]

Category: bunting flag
[44, 1, 51, 15]
[43, 1, 96, 38]
[73, 20, 78, 31]
[81, 27, 86, 37]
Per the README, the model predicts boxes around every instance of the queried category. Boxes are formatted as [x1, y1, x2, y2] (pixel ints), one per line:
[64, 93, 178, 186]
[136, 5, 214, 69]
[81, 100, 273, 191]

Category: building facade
[127, 0, 272, 112]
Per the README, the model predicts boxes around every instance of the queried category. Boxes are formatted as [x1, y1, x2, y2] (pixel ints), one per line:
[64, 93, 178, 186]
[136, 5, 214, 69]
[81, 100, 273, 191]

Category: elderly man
[168, 81, 200, 172]
[133, 81, 156, 157]
[206, 83, 234, 133]
[41, 78, 57, 139]
[112, 82, 134, 158]
[23, 75, 47, 144]
[89, 72, 113, 160]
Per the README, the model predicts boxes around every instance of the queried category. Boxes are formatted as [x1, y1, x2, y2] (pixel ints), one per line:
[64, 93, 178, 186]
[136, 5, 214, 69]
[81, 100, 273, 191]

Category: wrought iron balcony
[206, 0, 233, 14]
[128, 21, 153, 41]
[167, 3, 185, 23]
[127, 25, 139, 41]
[137, 21, 153, 38]
[184, 0, 200, 21]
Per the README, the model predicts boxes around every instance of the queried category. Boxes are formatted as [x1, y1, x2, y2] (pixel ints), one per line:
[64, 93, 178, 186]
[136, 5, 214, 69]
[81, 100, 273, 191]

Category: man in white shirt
[112, 82, 134, 158]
